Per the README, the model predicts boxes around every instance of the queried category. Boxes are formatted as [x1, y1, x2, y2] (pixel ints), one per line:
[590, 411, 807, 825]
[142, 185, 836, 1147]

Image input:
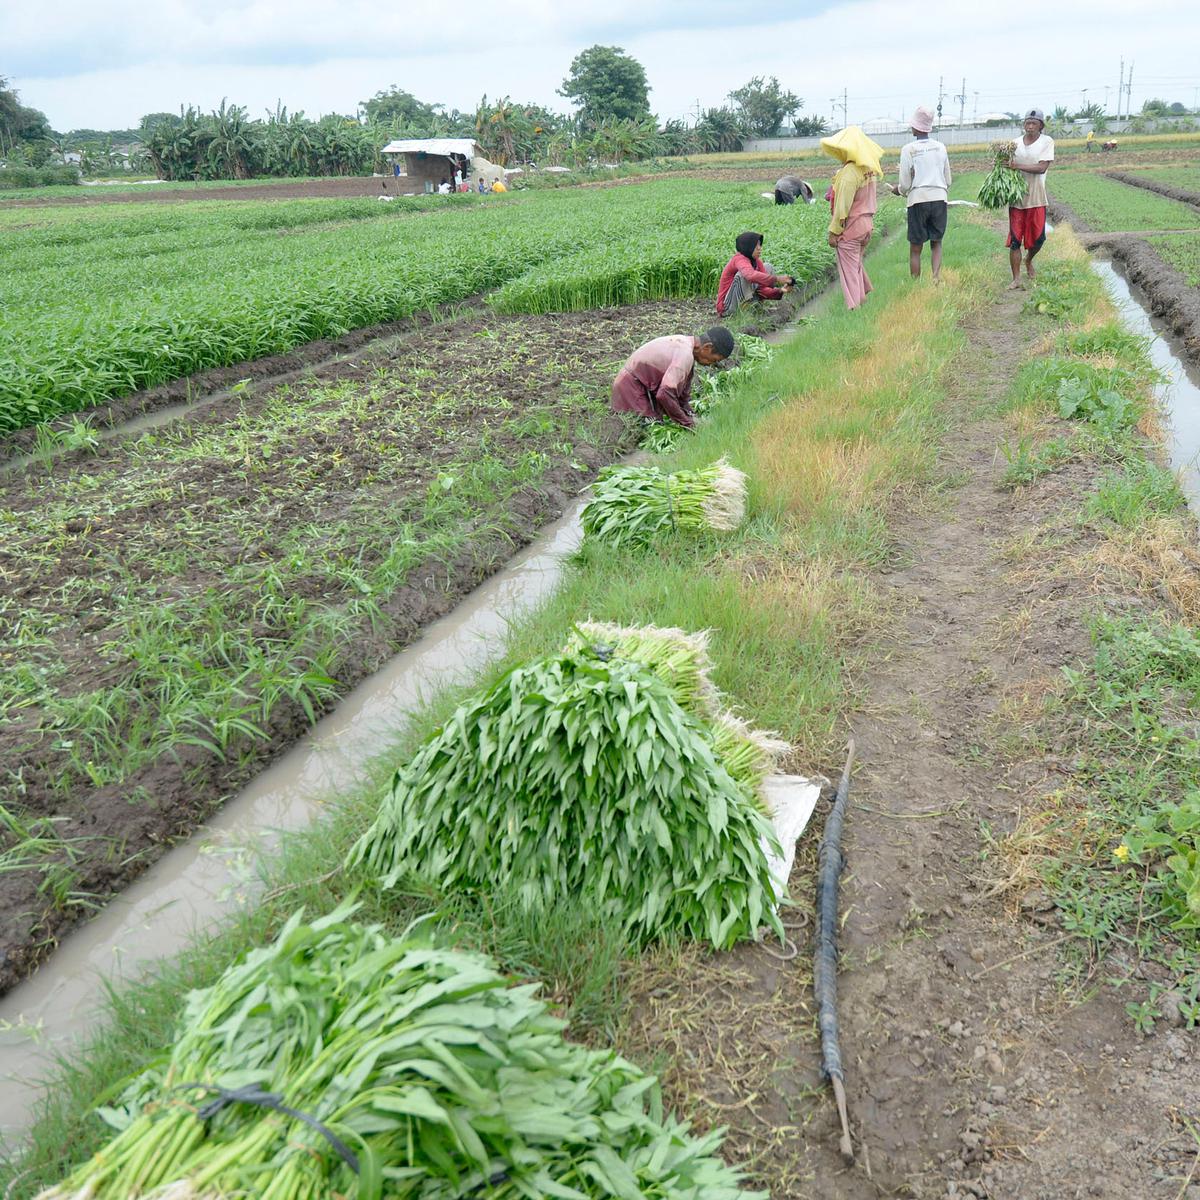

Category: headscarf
[735, 231, 764, 262]
[819, 126, 884, 178]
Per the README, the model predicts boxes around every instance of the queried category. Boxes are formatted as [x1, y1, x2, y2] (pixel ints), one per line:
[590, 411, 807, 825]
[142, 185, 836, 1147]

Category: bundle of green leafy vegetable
[350, 636, 783, 949]
[581, 457, 747, 551]
[36, 908, 763, 1200]
[564, 621, 789, 810]
[642, 337, 775, 453]
[978, 139, 1027, 210]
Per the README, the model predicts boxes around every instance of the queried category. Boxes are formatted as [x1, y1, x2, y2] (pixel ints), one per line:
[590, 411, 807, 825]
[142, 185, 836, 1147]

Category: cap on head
[910, 105, 935, 133]
[701, 327, 735, 359]
[1024, 108, 1046, 126]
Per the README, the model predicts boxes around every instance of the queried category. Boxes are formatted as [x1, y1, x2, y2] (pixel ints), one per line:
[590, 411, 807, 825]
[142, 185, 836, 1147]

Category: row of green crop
[491, 201, 833, 314]
[1050, 171, 1200, 231]
[1150, 233, 1200, 285]
[1, 182, 793, 433]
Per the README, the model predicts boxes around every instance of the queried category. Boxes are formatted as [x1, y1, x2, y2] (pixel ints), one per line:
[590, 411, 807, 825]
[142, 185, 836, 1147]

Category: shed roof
[382, 138, 480, 157]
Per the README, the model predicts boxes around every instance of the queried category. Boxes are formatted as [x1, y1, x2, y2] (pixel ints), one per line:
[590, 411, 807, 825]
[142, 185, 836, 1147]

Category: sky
[5, 0, 1200, 134]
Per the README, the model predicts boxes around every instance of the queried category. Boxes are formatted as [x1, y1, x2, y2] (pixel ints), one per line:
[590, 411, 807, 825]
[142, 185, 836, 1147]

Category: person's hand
[827, 233, 839, 247]
[1006, 158, 1018, 170]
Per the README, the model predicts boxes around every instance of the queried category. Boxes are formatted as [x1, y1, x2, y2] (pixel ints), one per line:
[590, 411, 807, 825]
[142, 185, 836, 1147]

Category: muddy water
[0, 490, 593, 1142]
[1092, 259, 1200, 509]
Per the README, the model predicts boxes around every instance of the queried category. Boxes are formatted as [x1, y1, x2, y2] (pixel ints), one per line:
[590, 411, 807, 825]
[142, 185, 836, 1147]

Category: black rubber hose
[814, 738, 856, 1162]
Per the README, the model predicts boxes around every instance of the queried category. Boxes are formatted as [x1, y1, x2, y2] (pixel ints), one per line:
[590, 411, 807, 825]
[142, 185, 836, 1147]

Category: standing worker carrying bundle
[821, 127, 884, 311]
[891, 105, 951, 284]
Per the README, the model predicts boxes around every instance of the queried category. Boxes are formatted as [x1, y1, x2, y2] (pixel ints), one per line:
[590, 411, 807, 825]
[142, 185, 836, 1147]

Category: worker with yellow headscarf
[821, 127, 884, 310]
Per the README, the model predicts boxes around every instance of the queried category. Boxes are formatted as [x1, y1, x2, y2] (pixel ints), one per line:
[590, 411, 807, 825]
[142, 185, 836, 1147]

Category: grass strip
[2, 211, 1002, 1197]
[988, 234, 1200, 1024]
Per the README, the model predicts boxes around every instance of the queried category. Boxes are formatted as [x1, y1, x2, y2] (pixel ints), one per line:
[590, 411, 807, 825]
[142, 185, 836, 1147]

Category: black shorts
[907, 200, 948, 245]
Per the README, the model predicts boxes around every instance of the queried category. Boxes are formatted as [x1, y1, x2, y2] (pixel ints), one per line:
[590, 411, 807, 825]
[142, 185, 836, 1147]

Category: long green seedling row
[0, 182, 782, 433]
[492, 201, 834, 314]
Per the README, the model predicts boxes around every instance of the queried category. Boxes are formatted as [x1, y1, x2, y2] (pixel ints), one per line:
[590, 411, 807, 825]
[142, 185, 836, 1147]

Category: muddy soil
[1106, 170, 1200, 211]
[622, 283, 1200, 1197]
[1107, 239, 1200, 367]
[1049, 198, 1200, 373]
[0, 176, 421, 208]
[0, 282, 826, 996]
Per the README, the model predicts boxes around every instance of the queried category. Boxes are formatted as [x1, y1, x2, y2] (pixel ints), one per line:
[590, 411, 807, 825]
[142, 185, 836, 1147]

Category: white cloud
[8, 0, 1199, 132]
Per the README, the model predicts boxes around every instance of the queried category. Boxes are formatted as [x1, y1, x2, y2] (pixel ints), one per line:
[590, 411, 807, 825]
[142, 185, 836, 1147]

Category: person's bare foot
[1007, 279, 1024, 290]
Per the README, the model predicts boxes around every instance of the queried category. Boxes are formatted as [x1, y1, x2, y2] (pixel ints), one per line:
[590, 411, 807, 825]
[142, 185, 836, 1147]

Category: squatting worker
[822, 126, 883, 311]
[716, 232, 795, 318]
[893, 105, 951, 283]
[610, 327, 736, 430]
[1006, 108, 1055, 290]
[774, 174, 814, 205]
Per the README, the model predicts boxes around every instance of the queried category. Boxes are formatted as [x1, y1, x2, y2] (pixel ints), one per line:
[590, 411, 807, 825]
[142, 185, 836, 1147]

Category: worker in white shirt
[891, 106, 952, 283]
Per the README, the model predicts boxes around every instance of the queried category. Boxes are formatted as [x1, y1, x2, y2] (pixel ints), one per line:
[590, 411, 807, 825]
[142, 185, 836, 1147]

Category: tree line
[2, 47, 828, 182]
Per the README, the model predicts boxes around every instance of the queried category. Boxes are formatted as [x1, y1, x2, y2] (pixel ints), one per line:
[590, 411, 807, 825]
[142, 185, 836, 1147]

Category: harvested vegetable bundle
[978, 139, 1027, 210]
[644, 337, 775, 453]
[581, 457, 747, 550]
[566, 620, 789, 808]
[37, 909, 762, 1200]
[350, 642, 783, 949]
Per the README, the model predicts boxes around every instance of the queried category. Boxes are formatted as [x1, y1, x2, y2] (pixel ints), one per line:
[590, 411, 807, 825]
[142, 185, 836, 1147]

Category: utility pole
[1126, 61, 1134, 120]
[842, 88, 849, 127]
[1117, 58, 1124, 120]
[955, 77, 966, 128]
[936, 76, 945, 127]
[973, 91, 979, 123]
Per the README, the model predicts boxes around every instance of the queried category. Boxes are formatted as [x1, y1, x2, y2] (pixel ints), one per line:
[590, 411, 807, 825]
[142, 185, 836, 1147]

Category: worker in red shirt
[610, 327, 735, 429]
[716, 232, 795, 317]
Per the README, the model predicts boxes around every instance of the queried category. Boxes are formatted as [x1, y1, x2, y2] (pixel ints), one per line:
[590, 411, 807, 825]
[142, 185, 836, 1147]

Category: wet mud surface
[0, 286, 819, 994]
[1106, 239, 1200, 368]
[0, 176, 424, 208]
[1050, 199, 1200, 373]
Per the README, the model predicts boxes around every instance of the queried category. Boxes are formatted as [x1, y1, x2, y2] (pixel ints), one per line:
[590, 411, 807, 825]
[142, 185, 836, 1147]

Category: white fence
[744, 118, 1173, 154]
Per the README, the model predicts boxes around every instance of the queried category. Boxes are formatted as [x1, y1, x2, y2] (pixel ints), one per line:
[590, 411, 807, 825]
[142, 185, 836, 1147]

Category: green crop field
[1050, 171, 1200, 231]
[0, 181, 833, 435]
[1127, 165, 1200, 196]
[1149, 232, 1200, 285]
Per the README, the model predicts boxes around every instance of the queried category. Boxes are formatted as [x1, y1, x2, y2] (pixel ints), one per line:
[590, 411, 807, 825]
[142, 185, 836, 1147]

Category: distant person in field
[716, 232, 795, 318]
[1086, 129, 1095, 152]
[774, 174, 814, 204]
[491, 178, 508, 193]
[437, 178, 451, 194]
[892, 105, 951, 283]
[822, 126, 884, 311]
[477, 176, 488, 193]
[610, 327, 736, 429]
[1006, 108, 1055, 289]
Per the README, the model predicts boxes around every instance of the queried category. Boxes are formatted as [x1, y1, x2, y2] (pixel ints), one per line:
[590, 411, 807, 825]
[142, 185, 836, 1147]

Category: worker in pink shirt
[716, 232, 795, 317]
[610, 327, 735, 429]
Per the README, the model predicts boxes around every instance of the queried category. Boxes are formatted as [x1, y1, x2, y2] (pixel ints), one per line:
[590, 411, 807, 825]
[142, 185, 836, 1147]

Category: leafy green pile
[563, 621, 789, 810]
[350, 637, 783, 949]
[978, 140, 1026, 210]
[36, 908, 762, 1199]
[581, 458, 747, 551]
[642, 337, 775, 454]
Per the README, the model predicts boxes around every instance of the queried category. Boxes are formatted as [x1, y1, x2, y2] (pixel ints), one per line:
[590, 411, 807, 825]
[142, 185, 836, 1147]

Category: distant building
[380, 138, 503, 193]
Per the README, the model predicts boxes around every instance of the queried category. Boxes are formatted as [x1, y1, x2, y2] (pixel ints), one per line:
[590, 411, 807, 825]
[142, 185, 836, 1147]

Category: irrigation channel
[0, 489, 594, 1140]
[1091, 258, 1200, 508]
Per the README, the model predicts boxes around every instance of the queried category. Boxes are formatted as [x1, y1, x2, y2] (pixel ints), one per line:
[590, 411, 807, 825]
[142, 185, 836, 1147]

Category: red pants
[1007, 206, 1046, 251]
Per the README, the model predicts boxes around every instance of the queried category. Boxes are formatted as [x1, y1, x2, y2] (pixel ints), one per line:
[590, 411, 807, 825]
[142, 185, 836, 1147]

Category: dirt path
[792, 287, 1200, 1198]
